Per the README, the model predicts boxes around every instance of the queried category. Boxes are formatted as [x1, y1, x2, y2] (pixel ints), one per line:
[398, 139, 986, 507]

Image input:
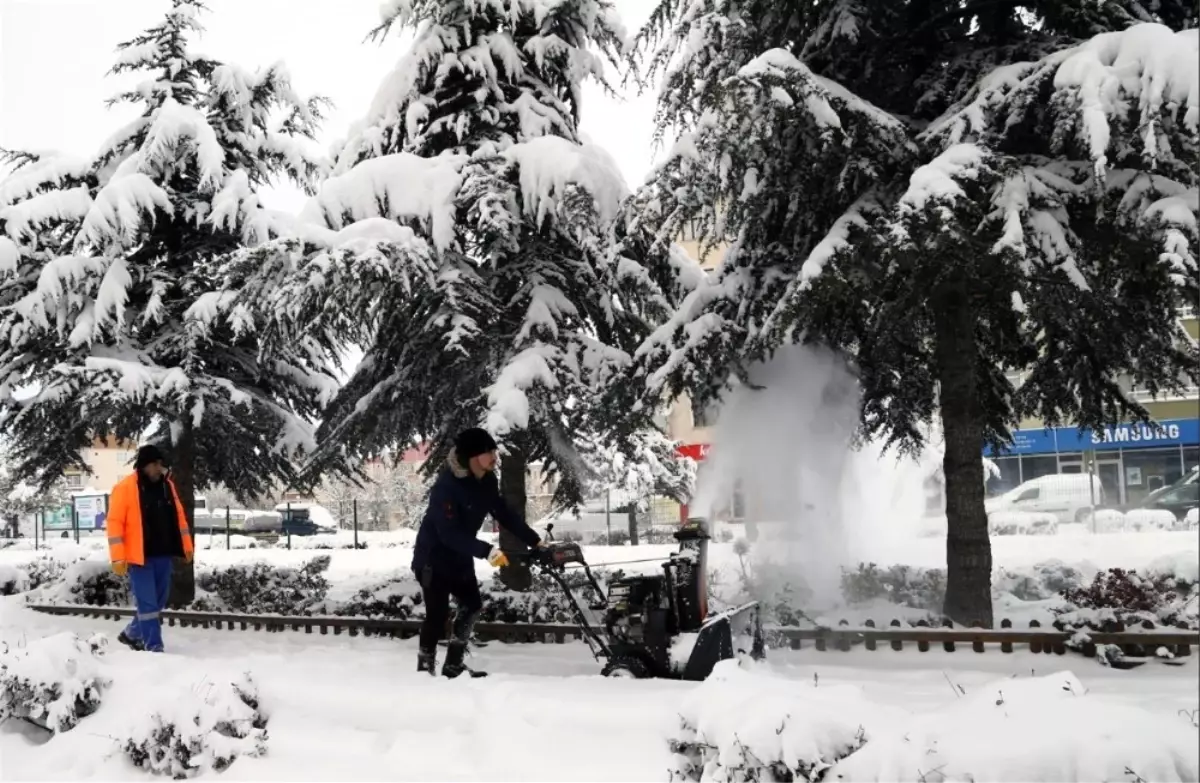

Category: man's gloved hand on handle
[487, 547, 509, 568]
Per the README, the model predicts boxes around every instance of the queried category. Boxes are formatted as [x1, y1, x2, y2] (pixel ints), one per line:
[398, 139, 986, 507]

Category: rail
[26, 604, 1198, 658]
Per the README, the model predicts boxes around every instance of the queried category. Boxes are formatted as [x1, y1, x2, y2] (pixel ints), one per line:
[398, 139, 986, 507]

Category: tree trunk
[167, 422, 196, 608]
[497, 443, 533, 591]
[934, 281, 994, 627]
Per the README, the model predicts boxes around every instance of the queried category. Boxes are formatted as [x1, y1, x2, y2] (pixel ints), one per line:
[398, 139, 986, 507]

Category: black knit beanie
[455, 428, 498, 461]
[134, 444, 167, 469]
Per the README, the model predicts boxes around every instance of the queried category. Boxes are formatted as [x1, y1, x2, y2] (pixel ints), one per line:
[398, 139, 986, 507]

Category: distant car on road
[1127, 468, 1199, 523]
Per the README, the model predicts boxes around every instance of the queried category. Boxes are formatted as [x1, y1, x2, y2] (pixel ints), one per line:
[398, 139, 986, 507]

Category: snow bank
[669, 660, 892, 782]
[123, 673, 268, 779]
[0, 632, 110, 733]
[1187, 508, 1199, 530]
[832, 671, 1200, 782]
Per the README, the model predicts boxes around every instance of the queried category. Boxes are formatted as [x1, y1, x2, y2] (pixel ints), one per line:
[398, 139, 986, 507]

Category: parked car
[1127, 471, 1199, 523]
[984, 473, 1105, 524]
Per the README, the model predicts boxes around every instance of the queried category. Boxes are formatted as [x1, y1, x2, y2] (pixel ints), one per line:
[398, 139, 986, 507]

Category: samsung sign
[984, 418, 1199, 457]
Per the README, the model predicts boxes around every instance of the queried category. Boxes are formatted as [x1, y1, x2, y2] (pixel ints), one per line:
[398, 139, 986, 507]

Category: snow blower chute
[521, 517, 765, 680]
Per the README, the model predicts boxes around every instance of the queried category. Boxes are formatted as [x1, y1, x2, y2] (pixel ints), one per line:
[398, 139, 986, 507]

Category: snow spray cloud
[691, 344, 930, 606]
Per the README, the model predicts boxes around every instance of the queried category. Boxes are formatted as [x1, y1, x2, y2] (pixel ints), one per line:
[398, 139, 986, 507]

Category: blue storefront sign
[984, 418, 1200, 457]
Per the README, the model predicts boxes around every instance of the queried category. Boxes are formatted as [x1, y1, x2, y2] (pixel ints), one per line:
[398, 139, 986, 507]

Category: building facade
[986, 309, 1200, 505]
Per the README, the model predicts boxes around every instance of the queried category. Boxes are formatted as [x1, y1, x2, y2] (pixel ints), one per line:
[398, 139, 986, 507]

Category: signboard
[74, 494, 107, 530]
[984, 418, 1199, 457]
[40, 494, 108, 531]
[42, 504, 74, 531]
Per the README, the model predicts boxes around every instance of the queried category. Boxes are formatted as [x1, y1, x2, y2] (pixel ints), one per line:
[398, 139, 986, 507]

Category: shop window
[1121, 448, 1185, 505]
[1021, 455, 1059, 482]
[1184, 447, 1199, 476]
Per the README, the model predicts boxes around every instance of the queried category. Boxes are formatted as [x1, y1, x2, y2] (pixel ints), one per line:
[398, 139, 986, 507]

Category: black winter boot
[417, 647, 437, 676]
[442, 641, 487, 679]
[118, 631, 145, 651]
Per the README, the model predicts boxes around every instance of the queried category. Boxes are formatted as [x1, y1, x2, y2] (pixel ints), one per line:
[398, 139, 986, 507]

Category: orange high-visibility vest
[107, 473, 194, 565]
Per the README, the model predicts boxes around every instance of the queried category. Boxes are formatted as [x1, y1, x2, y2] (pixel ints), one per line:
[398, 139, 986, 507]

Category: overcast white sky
[0, 0, 662, 212]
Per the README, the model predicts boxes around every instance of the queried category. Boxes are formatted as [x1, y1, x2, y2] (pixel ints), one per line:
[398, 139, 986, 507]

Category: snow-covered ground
[0, 596, 1195, 781]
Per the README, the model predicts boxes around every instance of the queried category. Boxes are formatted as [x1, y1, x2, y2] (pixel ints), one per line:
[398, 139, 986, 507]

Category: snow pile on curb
[668, 661, 886, 782]
[123, 673, 268, 779]
[831, 671, 1200, 782]
[0, 632, 110, 733]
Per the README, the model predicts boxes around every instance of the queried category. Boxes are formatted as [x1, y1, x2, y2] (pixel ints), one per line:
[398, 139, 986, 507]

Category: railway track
[26, 603, 1199, 660]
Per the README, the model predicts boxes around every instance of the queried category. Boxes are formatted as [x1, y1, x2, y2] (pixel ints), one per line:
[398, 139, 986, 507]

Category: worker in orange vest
[107, 445, 193, 652]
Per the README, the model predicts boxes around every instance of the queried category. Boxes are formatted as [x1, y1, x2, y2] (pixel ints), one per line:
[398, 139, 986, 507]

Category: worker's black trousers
[416, 565, 483, 652]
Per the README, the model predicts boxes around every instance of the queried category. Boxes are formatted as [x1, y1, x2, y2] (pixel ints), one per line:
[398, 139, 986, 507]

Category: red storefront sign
[676, 443, 711, 462]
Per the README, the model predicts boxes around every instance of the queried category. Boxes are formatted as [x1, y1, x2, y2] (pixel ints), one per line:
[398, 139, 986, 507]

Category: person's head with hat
[455, 427, 499, 478]
[134, 444, 168, 483]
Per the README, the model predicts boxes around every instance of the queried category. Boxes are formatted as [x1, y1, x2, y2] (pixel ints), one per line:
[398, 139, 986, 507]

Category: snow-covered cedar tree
[221, 0, 696, 586]
[629, 1, 1199, 625]
[0, 1, 341, 602]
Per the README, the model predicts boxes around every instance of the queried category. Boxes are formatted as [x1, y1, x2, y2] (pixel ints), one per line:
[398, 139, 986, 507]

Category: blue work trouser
[123, 556, 174, 652]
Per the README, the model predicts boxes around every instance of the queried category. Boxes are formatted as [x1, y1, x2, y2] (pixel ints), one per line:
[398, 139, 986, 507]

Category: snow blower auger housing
[524, 518, 765, 681]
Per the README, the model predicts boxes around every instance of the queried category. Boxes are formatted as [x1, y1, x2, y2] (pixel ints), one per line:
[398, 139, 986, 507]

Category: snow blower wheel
[601, 657, 651, 679]
[516, 518, 765, 682]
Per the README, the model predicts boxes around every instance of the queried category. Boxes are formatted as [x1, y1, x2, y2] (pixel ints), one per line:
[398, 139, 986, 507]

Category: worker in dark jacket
[413, 428, 543, 678]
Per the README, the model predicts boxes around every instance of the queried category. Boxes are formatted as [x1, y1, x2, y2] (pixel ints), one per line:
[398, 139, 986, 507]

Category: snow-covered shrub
[25, 558, 130, 606]
[989, 511, 1058, 536]
[1125, 509, 1178, 532]
[192, 556, 331, 615]
[831, 671, 1200, 782]
[839, 563, 946, 612]
[0, 563, 23, 595]
[480, 568, 616, 624]
[993, 560, 1084, 601]
[1054, 567, 1198, 633]
[0, 632, 110, 733]
[123, 674, 267, 779]
[1090, 508, 1127, 533]
[668, 661, 875, 782]
[1186, 508, 1199, 531]
[325, 574, 423, 620]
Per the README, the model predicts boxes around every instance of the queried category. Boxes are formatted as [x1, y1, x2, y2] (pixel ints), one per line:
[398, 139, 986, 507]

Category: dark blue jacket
[412, 453, 541, 578]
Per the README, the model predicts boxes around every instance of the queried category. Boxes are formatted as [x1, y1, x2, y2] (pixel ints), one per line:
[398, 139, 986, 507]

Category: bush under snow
[0, 632, 110, 733]
[830, 671, 1200, 782]
[123, 673, 268, 779]
[668, 661, 881, 783]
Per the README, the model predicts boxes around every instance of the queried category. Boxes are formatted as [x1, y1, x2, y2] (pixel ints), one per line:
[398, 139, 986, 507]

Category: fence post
[353, 499, 359, 549]
[225, 506, 231, 549]
[72, 501, 79, 544]
[35, 510, 41, 551]
[604, 489, 612, 545]
[628, 507, 639, 546]
[286, 502, 292, 550]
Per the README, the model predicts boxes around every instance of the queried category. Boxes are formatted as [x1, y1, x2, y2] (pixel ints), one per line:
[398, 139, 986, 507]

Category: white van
[985, 473, 1105, 524]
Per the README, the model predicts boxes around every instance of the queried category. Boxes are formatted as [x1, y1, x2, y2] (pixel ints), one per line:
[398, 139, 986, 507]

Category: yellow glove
[112, 561, 128, 577]
[487, 547, 509, 568]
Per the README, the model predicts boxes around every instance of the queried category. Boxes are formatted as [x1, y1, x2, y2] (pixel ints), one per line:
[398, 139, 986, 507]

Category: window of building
[65, 473, 84, 490]
[1184, 446, 1199, 476]
[1021, 455, 1059, 482]
[1121, 447, 1185, 505]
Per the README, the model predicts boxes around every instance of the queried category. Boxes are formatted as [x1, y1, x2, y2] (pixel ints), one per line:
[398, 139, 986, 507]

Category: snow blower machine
[521, 517, 765, 680]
